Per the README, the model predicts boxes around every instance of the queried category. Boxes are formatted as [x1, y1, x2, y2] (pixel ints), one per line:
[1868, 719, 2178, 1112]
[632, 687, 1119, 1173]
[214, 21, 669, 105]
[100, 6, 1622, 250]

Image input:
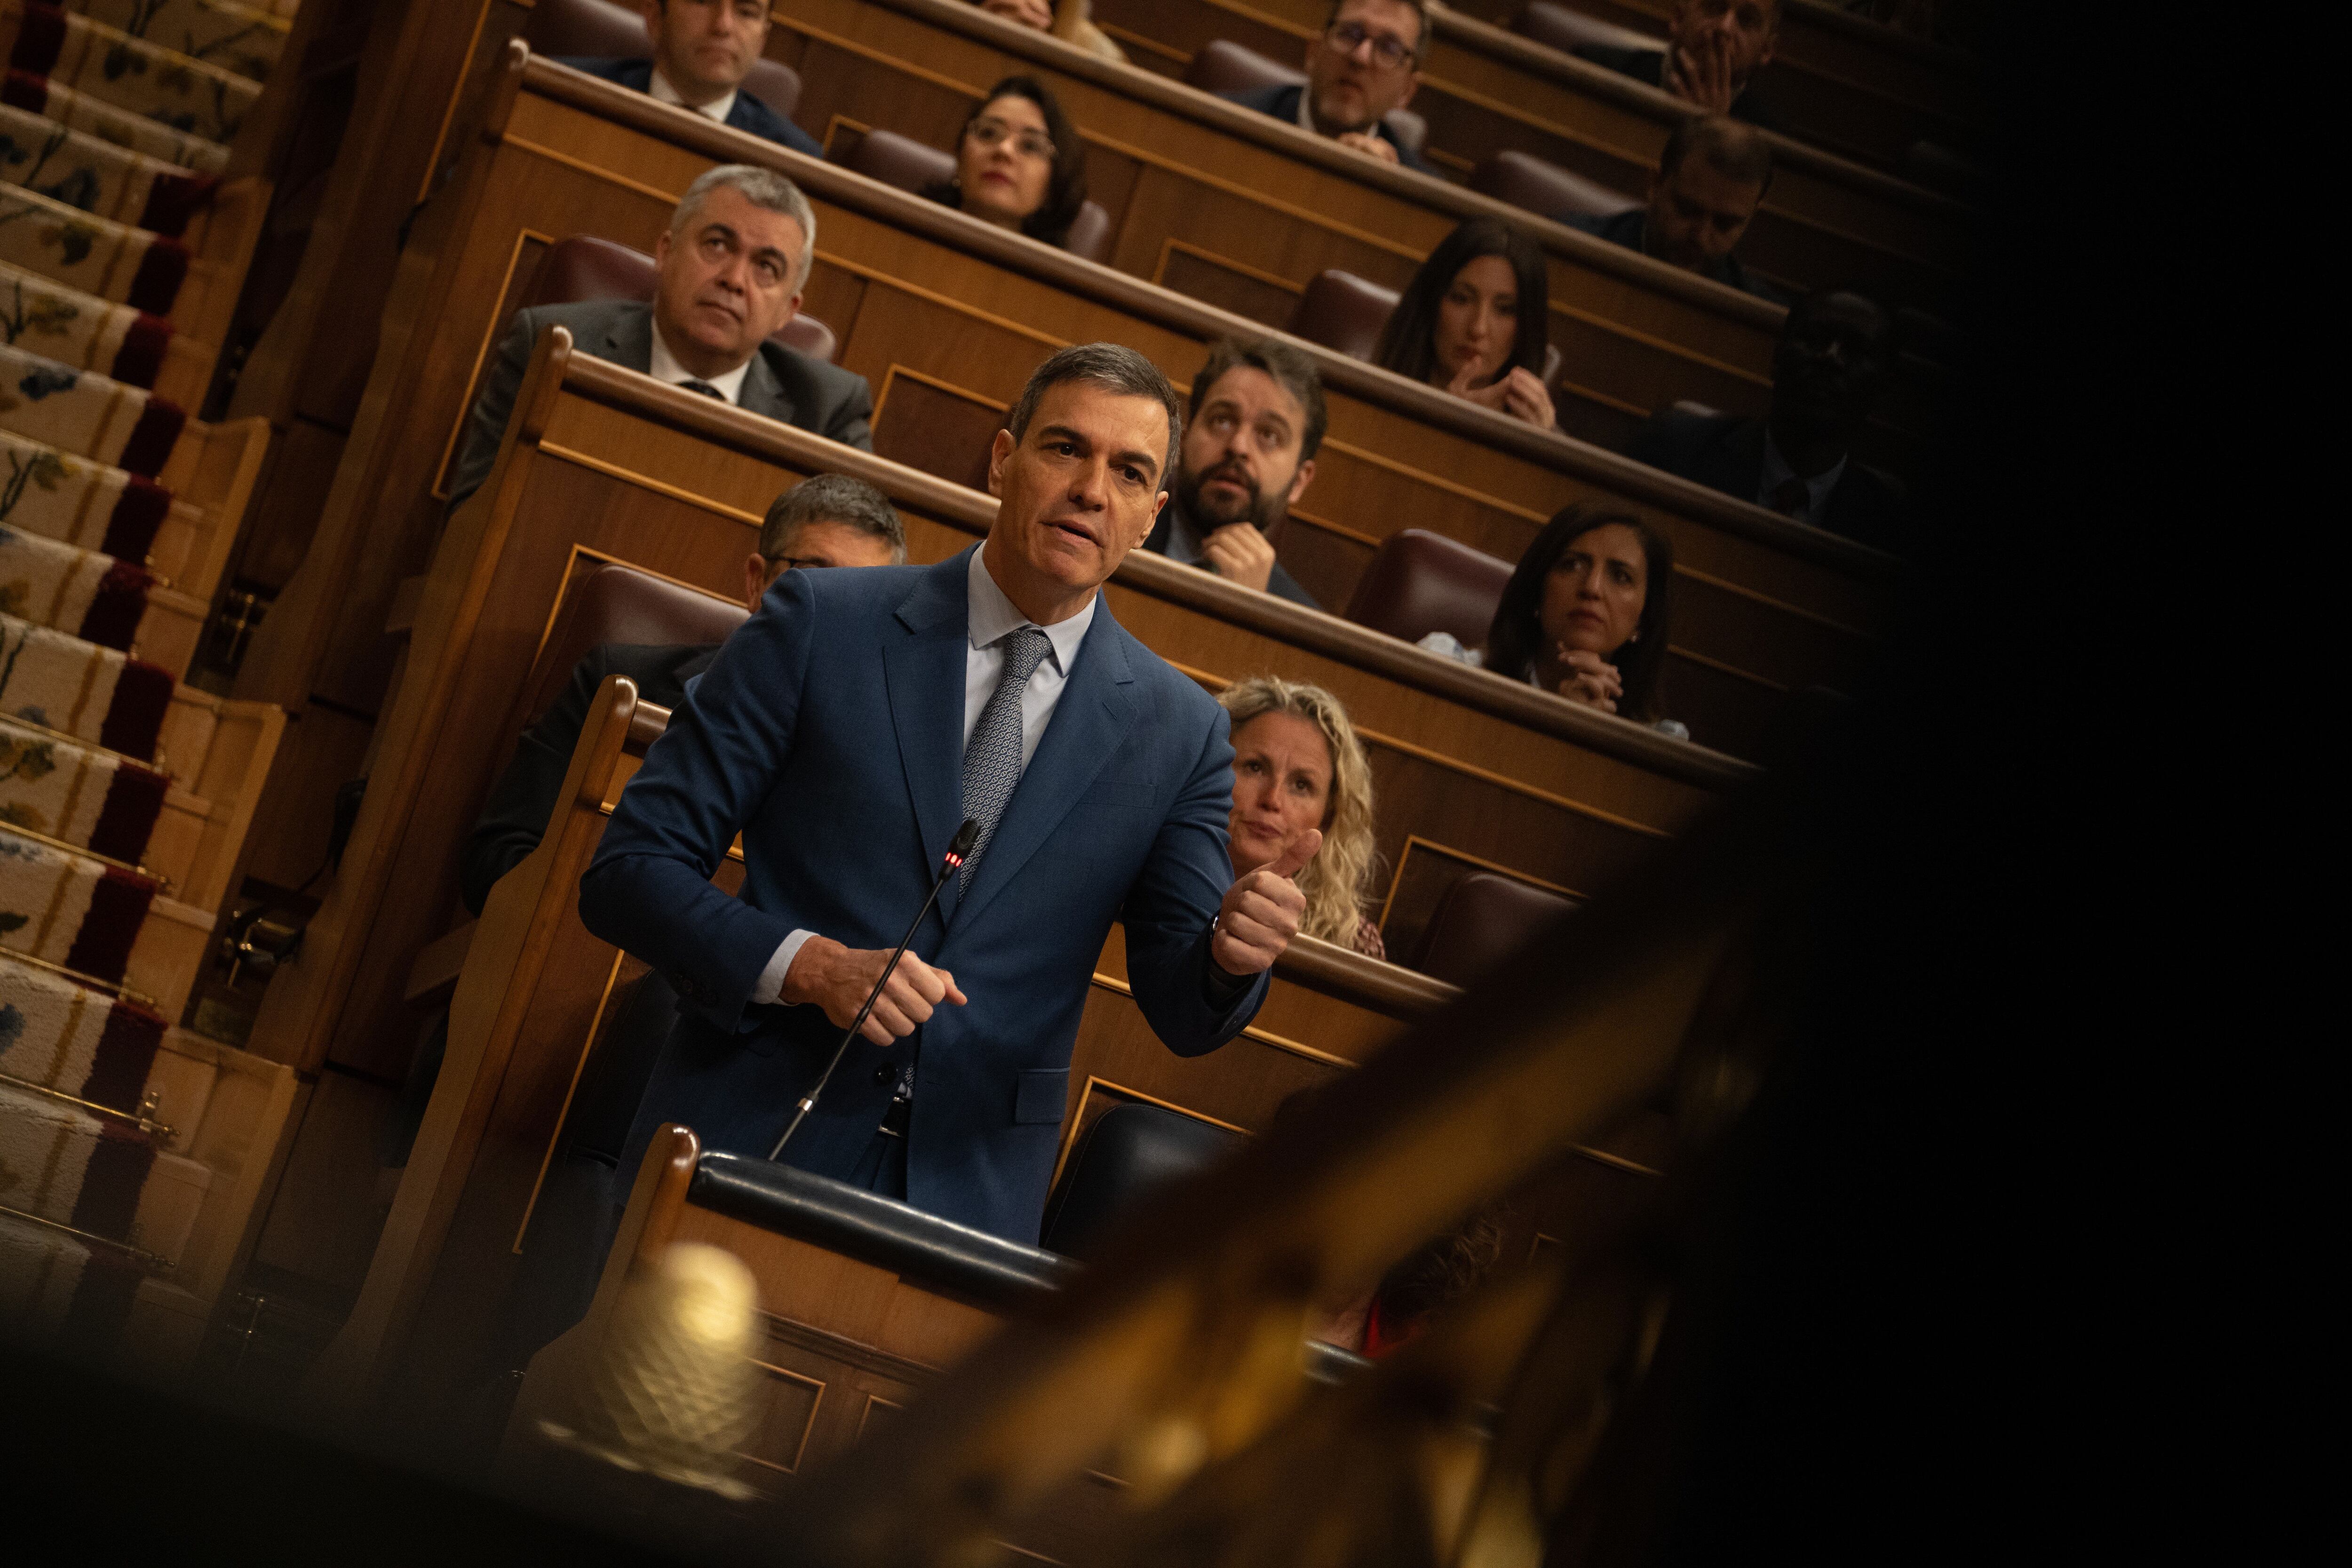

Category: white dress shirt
[646, 319, 752, 405]
[1756, 430, 1847, 526]
[753, 541, 1097, 1002]
[646, 65, 739, 128]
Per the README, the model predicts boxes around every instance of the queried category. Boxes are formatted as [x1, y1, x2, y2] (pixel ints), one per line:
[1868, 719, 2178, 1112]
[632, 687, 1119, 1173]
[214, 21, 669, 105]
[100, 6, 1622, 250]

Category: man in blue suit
[580, 344, 1317, 1244]
[559, 0, 821, 158]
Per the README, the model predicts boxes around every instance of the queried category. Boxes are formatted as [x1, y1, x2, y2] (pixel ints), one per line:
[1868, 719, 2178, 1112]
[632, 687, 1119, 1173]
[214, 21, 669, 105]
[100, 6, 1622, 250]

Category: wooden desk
[774, 0, 1971, 314]
[248, 331, 1749, 1101]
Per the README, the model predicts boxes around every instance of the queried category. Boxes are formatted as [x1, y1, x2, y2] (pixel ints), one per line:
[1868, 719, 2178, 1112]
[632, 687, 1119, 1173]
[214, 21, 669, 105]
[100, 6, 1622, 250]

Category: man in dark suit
[447, 164, 872, 508]
[1574, 0, 1782, 130]
[1561, 115, 1782, 304]
[459, 475, 906, 917]
[1625, 288, 1908, 553]
[1143, 337, 1325, 609]
[556, 0, 820, 156]
[580, 344, 1316, 1244]
[1219, 0, 1433, 174]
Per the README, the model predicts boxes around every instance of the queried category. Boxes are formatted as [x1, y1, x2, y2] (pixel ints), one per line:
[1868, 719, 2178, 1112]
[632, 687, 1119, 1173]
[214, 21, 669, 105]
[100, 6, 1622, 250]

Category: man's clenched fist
[1211, 828, 1321, 976]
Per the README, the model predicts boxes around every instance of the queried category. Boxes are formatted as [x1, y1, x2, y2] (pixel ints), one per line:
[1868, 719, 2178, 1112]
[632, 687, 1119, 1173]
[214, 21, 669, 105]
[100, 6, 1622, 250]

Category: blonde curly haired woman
[1217, 676, 1386, 961]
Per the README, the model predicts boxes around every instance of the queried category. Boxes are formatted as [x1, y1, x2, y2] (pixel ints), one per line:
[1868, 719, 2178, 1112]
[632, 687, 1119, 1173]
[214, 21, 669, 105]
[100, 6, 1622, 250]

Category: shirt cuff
[757, 929, 818, 1005]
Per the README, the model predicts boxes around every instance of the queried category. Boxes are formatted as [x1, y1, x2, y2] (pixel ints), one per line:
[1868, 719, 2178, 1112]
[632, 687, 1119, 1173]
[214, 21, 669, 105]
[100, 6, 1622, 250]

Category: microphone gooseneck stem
[767, 820, 979, 1162]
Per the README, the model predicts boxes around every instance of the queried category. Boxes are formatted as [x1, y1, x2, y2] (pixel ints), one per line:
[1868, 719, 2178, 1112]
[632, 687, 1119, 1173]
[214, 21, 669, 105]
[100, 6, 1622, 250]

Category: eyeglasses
[1324, 20, 1416, 71]
[966, 118, 1057, 162]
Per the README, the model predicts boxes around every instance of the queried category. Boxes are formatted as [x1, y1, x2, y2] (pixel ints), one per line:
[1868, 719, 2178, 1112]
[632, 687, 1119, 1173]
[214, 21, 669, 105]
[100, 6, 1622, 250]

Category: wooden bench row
[237, 47, 1898, 797]
[247, 331, 1754, 1092]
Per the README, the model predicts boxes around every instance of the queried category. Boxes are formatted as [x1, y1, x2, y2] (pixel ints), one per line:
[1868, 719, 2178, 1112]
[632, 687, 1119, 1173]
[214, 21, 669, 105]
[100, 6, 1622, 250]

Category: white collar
[647, 318, 753, 404]
[968, 541, 1094, 673]
[1759, 428, 1847, 518]
[646, 65, 738, 126]
[1295, 83, 1321, 135]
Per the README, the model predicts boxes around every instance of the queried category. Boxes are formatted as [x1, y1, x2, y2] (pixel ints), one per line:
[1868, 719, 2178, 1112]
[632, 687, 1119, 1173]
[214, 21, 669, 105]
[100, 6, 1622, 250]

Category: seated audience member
[449, 165, 873, 507]
[1219, 0, 1432, 173]
[1626, 288, 1906, 552]
[974, 0, 1128, 64]
[1420, 504, 1688, 737]
[1143, 338, 1324, 608]
[920, 76, 1091, 247]
[1374, 218, 1557, 431]
[1218, 676, 1386, 960]
[1314, 1208, 1508, 1355]
[1562, 115, 1780, 303]
[1573, 0, 1781, 128]
[460, 474, 906, 915]
[558, 0, 820, 155]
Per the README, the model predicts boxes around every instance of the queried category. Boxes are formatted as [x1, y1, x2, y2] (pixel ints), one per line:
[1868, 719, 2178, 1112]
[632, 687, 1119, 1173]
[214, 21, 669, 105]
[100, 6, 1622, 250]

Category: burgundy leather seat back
[1412, 870, 1579, 989]
[524, 560, 749, 726]
[1184, 39, 1429, 162]
[525, 0, 804, 118]
[838, 128, 1115, 264]
[1343, 527, 1512, 648]
[1287, 269, 1398, 362]
[516, 235, 839, 364]
[1289, 269, 1559, 383]
[1515, 1, 1662, 57]
[1469, 149, 1641, 222]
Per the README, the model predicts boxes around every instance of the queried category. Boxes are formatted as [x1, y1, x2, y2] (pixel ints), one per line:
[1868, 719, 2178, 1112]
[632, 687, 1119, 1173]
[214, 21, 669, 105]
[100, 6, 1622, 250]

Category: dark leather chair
[1515, 1, 1661, 57]
[1289, 268, 1563, 382]
[1287, 268, 1399, 362]
[521, 558, 749, 728]
[515, 234, 839, 364]
[836, 128, 1115, 264]
[1039, 1103, 1244, 1261]
[1468, 149, 1641, 223]
[1411, 870, 1579, 989]
[1343, 527, 1513, 649]
[524, 0, 805, 119]
[1183, 39, 1428, 163]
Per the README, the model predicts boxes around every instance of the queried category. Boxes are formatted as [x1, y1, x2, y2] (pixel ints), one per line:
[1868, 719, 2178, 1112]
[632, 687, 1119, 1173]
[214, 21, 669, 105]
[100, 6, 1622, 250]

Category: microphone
[767, 818, 980, 1161]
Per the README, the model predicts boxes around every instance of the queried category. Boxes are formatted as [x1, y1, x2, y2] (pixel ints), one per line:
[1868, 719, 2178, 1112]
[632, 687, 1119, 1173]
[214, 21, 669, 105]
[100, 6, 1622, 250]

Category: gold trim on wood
[433, 226, 560, 502]
[536, 441, 766, 524]
[1375, 833, 1583, 932]
[1086, 972, 1352, 1069]
[738, 1356, 827, 1475]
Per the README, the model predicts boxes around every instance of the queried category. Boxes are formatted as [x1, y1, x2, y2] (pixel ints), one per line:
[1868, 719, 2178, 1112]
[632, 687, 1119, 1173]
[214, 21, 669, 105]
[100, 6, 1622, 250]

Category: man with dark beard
[1142, 338, 1326, 607]
[1626, 288, 1908, 554]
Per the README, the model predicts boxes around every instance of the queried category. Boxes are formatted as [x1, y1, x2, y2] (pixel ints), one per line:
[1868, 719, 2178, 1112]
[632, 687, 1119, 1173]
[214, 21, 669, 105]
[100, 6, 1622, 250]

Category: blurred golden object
[537, 1242, 762, 1498]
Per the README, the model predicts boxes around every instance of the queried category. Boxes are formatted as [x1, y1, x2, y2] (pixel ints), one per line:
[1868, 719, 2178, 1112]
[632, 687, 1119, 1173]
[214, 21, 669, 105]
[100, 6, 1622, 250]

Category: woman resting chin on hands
[1375, 216, 1558, 432]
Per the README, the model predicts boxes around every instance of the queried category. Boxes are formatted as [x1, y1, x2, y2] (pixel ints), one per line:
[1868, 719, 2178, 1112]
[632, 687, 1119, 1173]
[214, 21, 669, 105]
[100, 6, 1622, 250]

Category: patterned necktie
[680, 379, 726, 401]
[959, 626, 1053, 892]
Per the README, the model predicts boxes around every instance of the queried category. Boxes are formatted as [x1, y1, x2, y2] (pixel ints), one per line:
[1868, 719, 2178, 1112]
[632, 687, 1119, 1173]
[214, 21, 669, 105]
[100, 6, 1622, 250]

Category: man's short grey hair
[1003, 343, 1183, 483]
[760, 473, 906, 563]
[672, 164, 817, 290]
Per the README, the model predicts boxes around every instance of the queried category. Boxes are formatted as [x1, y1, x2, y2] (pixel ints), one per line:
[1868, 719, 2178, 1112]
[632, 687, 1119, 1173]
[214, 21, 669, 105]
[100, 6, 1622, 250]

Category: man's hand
[1450, 364, 1558, 431]
[782, 934, 967, 1046]
[1666, 32, 1738, 112]
[1552, 647, 1623, 713]
[1333, 129, 1400, 165]
[1200, 521, 1279, 593]
[979, 0, 1055, 29]
[1212, 830, 1321, 976]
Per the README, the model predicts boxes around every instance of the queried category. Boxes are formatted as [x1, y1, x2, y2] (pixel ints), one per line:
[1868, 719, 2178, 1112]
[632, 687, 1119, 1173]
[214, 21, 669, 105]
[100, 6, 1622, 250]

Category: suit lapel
[953, 600, 1137, 930]
[742, 348, 794, 423]
[882, 551, 974, 883]
[605, 306, 655, 375]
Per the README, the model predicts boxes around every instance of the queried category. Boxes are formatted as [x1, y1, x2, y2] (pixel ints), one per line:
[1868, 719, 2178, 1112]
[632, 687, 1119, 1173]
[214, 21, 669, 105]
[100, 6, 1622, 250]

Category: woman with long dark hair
[920, 76, 1090, 248]
[1373, 216, 1557, 430]
[1422, 504, 1684, 734]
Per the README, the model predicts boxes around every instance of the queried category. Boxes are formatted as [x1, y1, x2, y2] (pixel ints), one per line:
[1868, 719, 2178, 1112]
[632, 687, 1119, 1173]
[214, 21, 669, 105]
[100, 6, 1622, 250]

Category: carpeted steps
[0, 0, 290, 1369]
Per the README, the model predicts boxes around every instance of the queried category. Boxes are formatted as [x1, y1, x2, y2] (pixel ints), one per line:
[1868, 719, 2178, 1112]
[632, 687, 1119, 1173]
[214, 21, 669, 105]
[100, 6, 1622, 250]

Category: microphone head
[948, 818, 982, 863]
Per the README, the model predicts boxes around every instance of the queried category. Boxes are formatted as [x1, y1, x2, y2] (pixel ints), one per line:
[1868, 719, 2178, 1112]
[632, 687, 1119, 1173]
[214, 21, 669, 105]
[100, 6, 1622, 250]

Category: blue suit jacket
[578, 548, 1268, 1242]
[1216, 82, 1431, 174]
[558, 57, 821, 158]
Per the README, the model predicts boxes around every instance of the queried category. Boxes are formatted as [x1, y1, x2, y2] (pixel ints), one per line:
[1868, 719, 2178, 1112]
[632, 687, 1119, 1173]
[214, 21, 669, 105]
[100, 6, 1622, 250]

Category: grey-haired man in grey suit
[449, 163, 873, 508]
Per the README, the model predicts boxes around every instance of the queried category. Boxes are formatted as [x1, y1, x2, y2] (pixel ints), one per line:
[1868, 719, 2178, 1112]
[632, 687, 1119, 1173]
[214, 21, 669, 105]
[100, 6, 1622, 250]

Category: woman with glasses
[1373, 216, 1558, 431]
[921, 76, 1091, 248]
